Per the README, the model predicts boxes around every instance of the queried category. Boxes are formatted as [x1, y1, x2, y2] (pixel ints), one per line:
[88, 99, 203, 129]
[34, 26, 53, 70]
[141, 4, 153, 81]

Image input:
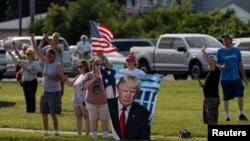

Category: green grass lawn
[0, 79, 250, 140]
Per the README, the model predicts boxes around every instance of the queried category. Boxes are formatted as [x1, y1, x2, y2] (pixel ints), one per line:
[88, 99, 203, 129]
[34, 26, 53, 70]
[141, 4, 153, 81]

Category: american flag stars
[100, 66, 116, 90]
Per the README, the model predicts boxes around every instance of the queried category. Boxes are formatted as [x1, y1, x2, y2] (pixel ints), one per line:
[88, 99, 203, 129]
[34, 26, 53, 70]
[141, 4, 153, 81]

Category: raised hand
[201, 44, 206, 53]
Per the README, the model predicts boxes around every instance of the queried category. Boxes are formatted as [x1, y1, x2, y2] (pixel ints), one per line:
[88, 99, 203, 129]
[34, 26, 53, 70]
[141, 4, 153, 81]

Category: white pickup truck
[130, 33, 223, 80]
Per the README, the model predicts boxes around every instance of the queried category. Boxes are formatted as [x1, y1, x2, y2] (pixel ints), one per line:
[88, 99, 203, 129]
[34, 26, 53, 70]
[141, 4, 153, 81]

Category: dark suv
[111, 38, 157, 56]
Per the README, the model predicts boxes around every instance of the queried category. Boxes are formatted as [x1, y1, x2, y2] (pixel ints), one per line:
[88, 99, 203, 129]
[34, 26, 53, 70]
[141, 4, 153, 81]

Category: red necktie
[120, 106, 126, 140]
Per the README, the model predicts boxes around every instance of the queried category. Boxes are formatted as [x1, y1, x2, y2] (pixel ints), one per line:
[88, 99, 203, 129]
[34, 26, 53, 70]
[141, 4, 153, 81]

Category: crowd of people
[8, 32, 249, 140]
[7, 33, 151, 140]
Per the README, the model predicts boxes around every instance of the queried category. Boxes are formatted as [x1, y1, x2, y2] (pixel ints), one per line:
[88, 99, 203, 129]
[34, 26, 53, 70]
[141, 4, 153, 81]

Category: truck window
[36, 39, 68, 51]
[185, 37, 221, 48]
[134, 41, 151, 46]
[112, 41, 134, 51]
[238, 42, 250, 51]
[59, 40, 69, 51]
[158, 38, 173, 49]
[185, 37, 205, 47]
[15, 40, 30, 50]
[173, 38, 186, 49]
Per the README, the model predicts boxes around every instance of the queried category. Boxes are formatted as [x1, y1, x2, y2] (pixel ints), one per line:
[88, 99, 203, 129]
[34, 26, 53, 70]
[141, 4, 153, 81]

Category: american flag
[89, 20, 118, 53]
[100, 65, 117, 99]
[100, 66, 162, 125]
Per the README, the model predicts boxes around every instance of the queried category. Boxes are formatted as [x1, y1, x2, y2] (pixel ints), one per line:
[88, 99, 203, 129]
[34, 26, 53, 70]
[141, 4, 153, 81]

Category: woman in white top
[64, 59, 91, 135]
[8, 48, 39, 113]
[119, 52, 145, 75]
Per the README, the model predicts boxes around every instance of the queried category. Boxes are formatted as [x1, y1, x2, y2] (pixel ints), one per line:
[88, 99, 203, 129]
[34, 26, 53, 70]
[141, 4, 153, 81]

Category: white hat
[221, 33, 232, 39]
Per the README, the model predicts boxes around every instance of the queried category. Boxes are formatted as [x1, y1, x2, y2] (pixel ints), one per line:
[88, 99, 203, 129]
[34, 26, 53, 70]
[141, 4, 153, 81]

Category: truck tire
[189, 61, 202, 79]
[138, 60, 151, 74]
[0, 72, 3, 80]
[173, 74, 188, 80]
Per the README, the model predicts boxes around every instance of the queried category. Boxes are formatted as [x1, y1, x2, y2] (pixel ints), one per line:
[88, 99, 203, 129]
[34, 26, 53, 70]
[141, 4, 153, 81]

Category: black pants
[22, 78, 38, 113]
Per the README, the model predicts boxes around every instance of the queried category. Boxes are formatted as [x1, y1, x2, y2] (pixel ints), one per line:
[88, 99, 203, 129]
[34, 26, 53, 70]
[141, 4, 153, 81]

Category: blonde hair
[91, 57, 102, 72]
[52, 32, 60, 38]
[26, 48, 36, 60]
[22, 44, 29, 50]
[117, 75, 141, 95]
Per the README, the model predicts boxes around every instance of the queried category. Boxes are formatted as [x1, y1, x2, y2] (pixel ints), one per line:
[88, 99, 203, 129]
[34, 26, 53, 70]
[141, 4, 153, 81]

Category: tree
[27, 0, 123, 45]
[0, 1, 7, 22]
[1, 0, 73, 22]
[27, 0, 250, 43]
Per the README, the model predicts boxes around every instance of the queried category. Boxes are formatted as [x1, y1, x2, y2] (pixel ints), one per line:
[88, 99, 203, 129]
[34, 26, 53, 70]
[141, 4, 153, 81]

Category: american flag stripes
[100, 66, 117, 99]
[89, 20, 118, 53]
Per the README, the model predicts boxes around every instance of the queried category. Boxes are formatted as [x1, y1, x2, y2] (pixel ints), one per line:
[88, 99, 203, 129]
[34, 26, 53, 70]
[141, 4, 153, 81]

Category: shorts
[40, 91, 62, 114]
[85, 102, 110, 121]
[221, 79, 244, 100]
[203, 98, 220, 124]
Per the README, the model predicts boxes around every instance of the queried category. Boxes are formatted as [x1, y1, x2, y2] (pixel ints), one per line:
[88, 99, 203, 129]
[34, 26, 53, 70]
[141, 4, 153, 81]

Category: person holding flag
[88, 20, 157, 140]
[107, 75, 151, 140]
[88, 20, 116, 73]
[101, 64, 162, 140]
[88, 52, 110, 69]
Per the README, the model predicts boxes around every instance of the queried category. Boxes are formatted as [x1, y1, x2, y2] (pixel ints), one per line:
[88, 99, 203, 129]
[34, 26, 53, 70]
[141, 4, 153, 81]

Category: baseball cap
[221, 33, 232, 39]
[126, 52, 136, 61]
[209, 55, 217, 62]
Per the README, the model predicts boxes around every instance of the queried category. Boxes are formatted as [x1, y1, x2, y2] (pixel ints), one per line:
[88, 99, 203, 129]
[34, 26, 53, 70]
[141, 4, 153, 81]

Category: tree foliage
[2, 0, 73, 22]
[26, 0, 250, 45]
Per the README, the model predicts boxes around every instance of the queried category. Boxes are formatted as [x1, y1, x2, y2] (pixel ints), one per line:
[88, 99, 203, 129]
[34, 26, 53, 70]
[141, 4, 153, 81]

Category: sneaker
[225, 117, 230, 121]
[54, 133, 60, 136]
[43, 133, 49, 136]
[239, 114, 248, 121]
[91, 132, 97, 139]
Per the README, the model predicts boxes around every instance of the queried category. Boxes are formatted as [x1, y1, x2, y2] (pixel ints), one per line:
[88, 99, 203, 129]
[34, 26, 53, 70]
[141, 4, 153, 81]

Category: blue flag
[100, 66, 162, 125]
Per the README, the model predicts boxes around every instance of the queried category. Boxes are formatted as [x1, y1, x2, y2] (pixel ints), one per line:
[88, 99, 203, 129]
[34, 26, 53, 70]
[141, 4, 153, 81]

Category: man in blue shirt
[216, 33, 248, 121]
[76, 35, 91, 60]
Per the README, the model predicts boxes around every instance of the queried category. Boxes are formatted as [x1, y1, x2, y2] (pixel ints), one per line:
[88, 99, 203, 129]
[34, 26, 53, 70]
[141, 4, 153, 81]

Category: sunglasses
[95, 63, 102, 66]
[77, 65, 83, 68]
[27, 53, 31, 56]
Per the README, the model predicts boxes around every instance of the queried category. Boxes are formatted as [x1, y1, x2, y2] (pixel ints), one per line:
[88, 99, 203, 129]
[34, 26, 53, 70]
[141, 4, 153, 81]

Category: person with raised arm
[31, 33, 64, 136]
[199, 44, 220, 125]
